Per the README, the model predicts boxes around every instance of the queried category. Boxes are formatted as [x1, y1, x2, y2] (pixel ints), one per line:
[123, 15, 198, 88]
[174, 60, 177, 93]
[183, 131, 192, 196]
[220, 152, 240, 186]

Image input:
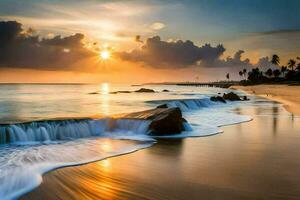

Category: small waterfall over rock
[0, 118, 151, 144]
[148, 98, 216, 112]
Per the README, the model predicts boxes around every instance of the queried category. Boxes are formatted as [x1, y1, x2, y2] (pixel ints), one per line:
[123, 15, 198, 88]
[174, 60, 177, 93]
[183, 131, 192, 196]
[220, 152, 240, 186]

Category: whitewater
[0, 84, 254, 199]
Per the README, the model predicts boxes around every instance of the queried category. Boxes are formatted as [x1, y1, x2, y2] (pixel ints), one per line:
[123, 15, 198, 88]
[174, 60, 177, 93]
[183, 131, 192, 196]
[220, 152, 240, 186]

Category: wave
[0, 139, 153, 200]
[147, 97, 218, 111]
[0, 97, 244, 144]
[0, 118, 152, 144]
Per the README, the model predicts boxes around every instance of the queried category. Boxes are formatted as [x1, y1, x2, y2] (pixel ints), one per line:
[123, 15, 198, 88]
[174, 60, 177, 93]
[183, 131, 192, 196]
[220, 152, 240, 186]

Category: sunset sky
[0, 0, 299, 83]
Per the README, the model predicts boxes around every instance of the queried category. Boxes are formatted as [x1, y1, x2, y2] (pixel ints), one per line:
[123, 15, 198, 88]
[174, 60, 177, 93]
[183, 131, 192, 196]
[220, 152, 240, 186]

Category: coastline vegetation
[238, 54, 300, 85]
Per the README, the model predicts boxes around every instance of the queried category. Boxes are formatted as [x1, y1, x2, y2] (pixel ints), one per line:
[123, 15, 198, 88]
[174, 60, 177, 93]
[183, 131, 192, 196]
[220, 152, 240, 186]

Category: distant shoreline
[231, 84, 300, 116]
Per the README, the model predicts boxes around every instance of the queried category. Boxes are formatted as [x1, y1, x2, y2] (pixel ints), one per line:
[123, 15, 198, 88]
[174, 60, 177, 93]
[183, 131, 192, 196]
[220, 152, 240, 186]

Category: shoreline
[231, 84, 300, 116]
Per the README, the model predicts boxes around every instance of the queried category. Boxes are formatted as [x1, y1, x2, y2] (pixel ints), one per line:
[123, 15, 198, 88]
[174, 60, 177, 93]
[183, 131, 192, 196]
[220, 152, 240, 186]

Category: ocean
[0, 83, 290, 200]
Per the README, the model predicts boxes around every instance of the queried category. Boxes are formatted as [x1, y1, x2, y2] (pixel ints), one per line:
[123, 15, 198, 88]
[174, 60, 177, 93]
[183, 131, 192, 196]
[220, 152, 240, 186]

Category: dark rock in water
[243, 96, 249, 101]
[110, 91, 131, 94]
[223, 92, 241, 101]
[218, 92, 221, 95]
[135, 88, 155, 93]
[148, 107, 185, 135]
[88, 92, 99, 94]
[118, 107, 186, 135]
[162, 89, 170, 92]
[210, 96, 226, 103]
[118, 91, 131, 93]
[156, 104, 168, 108]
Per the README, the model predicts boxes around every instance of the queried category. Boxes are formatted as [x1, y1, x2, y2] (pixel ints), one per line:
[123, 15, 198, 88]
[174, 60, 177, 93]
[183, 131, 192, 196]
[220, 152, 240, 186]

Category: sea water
[0, 83, 278, 199]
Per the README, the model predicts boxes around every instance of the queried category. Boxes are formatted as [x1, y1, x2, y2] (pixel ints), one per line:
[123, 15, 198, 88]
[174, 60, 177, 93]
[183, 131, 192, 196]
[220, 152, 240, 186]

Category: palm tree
[281, 66, 287, 76]
[239, 71, 243, 79]
[248, 68, 262, 83]
[243, 69, 247, 79]
[273, 69, 281, 78]
[271, 54, 280, 66]
[265, 68, 273, 77]
[296, 57, 300, 71]
[287, 59, 296, 71]
[226, 73, 230, 81]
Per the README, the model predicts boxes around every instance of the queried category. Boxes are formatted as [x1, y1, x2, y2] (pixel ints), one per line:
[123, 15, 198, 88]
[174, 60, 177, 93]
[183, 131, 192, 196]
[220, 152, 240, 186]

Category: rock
[118, 107, 186, 135]
[156, 104, 168, 108]
[210, 96, 226, 103]
[148, 107, 186, 135]
[110, 91, 131, 94]
[242, 96, 249, 101]
[162, 89, 170, 92]
[88, 92, 99, 94]
[223, 92, 241, 101]
[135, 88, 155, 93]
[118, 91, 131, 93]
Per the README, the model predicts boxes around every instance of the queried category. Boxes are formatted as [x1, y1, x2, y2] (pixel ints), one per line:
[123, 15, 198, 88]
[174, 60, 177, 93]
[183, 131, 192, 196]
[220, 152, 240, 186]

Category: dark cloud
[135, 35, 143, 43]
[119, 36, 227, 68]
[253, 56, 274, 70]
[258, 29, 300, 35]
[0, 21, 96, 70]
[212, 50, 252, 68]
[0, 21, 276, 72]
[118, 36, 261, 69]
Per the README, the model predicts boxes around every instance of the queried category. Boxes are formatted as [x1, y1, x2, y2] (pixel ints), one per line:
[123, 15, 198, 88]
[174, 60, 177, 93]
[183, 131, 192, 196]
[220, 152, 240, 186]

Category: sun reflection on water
[99, 83, 110, 115]
[101, 83, 110, 95]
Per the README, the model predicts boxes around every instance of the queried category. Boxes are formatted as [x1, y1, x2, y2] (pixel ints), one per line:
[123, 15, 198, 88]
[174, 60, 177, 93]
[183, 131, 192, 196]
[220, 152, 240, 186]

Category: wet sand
[232, 85, 300, 116]
[22, 96, 300, 200]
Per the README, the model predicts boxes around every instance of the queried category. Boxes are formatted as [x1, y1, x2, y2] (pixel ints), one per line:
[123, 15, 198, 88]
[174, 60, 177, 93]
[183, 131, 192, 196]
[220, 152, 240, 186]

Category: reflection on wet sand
[23, 99, 300, 200]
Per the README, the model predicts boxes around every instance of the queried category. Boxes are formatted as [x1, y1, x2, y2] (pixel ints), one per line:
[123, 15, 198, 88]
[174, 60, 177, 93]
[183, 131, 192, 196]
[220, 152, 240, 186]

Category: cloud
[212, 50, 252, 68]
[118, 36, 226, 68]
[150, 22, 165, 30]
[253, 56, 275, 70]
[118, 36, 259, 69]
[135, 35, 143, 43]
[0, 21, 276, 73]
[256, 29, 300, 35]
[0, 21, 96, 70]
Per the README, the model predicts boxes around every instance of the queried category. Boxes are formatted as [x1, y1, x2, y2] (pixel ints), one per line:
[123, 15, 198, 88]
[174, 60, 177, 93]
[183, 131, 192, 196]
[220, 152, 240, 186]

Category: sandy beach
[232, 85, 300, 116]
[22, 93, 300, 200]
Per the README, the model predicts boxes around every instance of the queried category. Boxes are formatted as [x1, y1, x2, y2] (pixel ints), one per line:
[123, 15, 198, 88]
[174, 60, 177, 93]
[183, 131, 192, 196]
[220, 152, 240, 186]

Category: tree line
[226, 55, 300, 84]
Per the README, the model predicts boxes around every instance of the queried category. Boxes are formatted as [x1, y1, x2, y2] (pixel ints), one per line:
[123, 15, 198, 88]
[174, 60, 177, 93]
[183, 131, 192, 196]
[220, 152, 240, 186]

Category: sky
[0, 0, 299, 83]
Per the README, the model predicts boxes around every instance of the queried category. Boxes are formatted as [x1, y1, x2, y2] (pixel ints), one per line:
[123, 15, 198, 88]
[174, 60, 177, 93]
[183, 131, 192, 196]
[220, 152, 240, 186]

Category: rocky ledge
[116, 107, 186, 135]
[134, 88, 155, 93]
[210, 92, 249, 103]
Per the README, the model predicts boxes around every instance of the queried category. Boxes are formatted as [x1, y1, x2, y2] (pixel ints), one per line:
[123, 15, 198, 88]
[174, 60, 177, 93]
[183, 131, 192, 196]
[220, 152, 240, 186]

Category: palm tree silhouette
[296, 57, 300, 71]
[273, 69, 281, 78]
[271, 54, 280, 66]
[287, 59, 296, 71]
[226, 73, 230, 81]
[265, 68, 273, 77]
[239, 71, 243, 79]
[243, 69, 247, 79]
[281, 66, 287, 76]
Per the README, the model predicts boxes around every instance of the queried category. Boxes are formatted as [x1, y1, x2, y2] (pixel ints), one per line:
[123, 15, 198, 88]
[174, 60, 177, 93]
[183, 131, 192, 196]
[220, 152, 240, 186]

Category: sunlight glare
[100, 50, 110, 60]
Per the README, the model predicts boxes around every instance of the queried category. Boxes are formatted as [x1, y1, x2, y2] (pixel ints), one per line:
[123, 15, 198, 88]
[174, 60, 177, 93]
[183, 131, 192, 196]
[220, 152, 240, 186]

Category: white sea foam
[0, 139, 153, 200]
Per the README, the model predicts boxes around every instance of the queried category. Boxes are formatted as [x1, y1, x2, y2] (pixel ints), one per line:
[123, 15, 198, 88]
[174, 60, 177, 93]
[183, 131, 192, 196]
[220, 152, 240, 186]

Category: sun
[100, 50, 110, 60]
